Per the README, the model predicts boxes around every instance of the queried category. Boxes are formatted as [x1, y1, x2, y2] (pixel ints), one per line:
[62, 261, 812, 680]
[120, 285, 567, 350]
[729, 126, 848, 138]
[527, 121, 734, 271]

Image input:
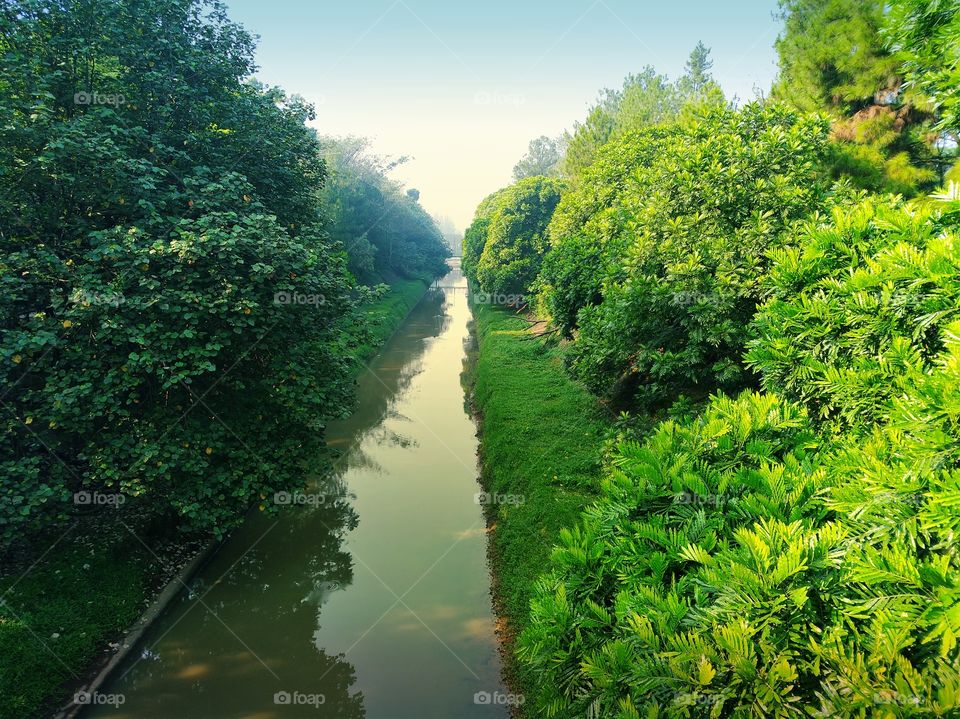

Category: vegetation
[468, 303, 612, 705]
[1, 0, 445, 714]
[469, 177, 566, 298]
[552, 105, 831, 409]
[773, 0, 944, 195]
[0, 276, 431, 719]
[320, 136, 450, 283]
[466, 2, 960, 716]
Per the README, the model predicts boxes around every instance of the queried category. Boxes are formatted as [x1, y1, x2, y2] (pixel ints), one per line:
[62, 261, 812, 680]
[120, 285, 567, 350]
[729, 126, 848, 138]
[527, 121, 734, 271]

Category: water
[88, 260, 508, 718]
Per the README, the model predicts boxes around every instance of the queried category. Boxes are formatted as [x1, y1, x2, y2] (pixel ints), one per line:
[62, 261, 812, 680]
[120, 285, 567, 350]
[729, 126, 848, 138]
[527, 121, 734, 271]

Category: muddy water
[88, 260, 509, 718]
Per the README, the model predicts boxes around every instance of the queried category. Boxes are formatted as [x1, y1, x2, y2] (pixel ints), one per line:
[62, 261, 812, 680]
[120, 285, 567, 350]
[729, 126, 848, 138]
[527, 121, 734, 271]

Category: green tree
[885, 0, 960, 133]
[319, 136, 450, 283]
[547, 105, 831, 409]
[0, 0, 357, 544]
[473, 177, 566, 297]
[512, 135, 563, 180]
[773, 0, 939, 195]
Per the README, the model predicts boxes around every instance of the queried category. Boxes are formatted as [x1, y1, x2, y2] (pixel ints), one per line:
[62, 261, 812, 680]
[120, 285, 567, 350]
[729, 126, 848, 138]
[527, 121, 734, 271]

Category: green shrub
[0, 0, 356, 544]
[555, 104, 831, 409]
[748, 195, 960, 430]
[473, 177, 566, 297]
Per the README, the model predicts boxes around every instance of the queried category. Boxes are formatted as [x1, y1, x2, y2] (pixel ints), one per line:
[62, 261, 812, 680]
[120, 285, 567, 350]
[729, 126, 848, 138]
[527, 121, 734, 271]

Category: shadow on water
[86, 263, 506, 719]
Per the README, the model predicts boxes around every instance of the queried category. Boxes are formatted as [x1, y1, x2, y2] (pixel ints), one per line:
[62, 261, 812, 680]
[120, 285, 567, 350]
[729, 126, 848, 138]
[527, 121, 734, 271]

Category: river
[87, 259, 509, 718]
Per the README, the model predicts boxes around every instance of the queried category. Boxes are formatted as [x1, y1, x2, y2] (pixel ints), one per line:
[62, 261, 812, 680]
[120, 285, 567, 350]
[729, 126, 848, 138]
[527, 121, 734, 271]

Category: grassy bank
[0, 275, 433, 718]
[468, 303, 613, 708]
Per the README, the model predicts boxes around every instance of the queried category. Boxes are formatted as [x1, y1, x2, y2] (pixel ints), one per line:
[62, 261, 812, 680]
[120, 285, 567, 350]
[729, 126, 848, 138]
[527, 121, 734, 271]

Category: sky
[224, 0, 784, 232]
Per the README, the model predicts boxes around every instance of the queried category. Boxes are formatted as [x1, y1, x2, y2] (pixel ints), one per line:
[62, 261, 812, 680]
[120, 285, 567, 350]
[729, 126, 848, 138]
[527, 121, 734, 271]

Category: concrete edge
[53, 540, 221, 719]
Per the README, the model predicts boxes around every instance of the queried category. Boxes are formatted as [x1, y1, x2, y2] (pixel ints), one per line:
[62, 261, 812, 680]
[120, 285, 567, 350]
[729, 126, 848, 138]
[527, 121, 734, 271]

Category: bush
[748, 195, 960, 429]
[473, 177, 566, 297]
[0, 0, 356, 544]
[554, 104, 831, 409]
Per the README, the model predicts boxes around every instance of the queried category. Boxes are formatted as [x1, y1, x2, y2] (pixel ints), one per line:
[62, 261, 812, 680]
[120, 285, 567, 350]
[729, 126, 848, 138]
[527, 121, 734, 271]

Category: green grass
[468, 303, 613, 707]
[0, 276, 432, 719]
[0, 532, 150, 718]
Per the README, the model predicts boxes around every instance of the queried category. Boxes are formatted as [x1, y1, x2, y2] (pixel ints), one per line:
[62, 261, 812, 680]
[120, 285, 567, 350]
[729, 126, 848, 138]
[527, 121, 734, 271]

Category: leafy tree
[0, 0, 368, 545]
[461, 186, 513, 283]
[474, 177, 566, 296]
[885, 0, 960, 133]
[773, 0, 940, 195]
[512, 135, 564, 180]
[549, 104, 831, 409]
[320, 137, 450, 282]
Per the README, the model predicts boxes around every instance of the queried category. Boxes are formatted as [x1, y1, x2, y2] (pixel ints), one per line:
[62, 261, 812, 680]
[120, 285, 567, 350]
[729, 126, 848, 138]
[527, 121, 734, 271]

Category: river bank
[0, 276, 433, 719]
[466, 302, 613, 715]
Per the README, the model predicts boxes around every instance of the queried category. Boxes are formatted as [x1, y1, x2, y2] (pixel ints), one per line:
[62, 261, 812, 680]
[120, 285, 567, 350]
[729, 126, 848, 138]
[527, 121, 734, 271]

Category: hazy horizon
[225, 0, 783, 232]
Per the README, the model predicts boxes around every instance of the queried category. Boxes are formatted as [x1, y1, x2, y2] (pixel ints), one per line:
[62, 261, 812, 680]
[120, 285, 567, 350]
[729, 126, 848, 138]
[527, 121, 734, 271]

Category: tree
[512, 135, 563, 180]
[0, 0, 365, 544]
[885, 0, 960, 133]
[472, 177, 566, 297]
[773, 0, 939, 195]
[680, 41, 714, 94]
[320, 137, 449, 282]
[549, 105, 832, 409]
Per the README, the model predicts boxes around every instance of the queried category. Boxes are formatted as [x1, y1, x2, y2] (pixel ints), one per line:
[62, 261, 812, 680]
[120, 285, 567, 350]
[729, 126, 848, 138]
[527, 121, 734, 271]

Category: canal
[88, 259, 507, 718]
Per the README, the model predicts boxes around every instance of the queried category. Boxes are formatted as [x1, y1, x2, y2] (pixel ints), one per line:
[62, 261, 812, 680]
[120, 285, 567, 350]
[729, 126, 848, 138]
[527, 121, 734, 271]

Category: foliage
[472, 177, 566, 297]
[885, 0, 960, 133]
[748, 195, 960, 430]
[561, 45, 724, 177]
[469, 303, 611, 712]
[0, 0, 444, 548]
[517, 188, 960, 718]
[319, 136, 450, 283]
[541, 125, 677, 334]
[773, 0, 941, 196]
[513, 135, 565, 180]
[555, 104, 831, 409]
[461, 185, 513, 283]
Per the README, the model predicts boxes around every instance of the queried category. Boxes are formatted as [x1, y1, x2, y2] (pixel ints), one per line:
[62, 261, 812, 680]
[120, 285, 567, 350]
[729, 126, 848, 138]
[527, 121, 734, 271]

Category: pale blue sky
[225, 0, 784, 229]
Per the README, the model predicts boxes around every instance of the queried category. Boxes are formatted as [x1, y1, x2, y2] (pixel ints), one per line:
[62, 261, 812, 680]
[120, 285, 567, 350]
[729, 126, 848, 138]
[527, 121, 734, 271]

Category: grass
[0, 532, 151, 717]
[0, 275, 432, 719]
[468, 303, 613, 709]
